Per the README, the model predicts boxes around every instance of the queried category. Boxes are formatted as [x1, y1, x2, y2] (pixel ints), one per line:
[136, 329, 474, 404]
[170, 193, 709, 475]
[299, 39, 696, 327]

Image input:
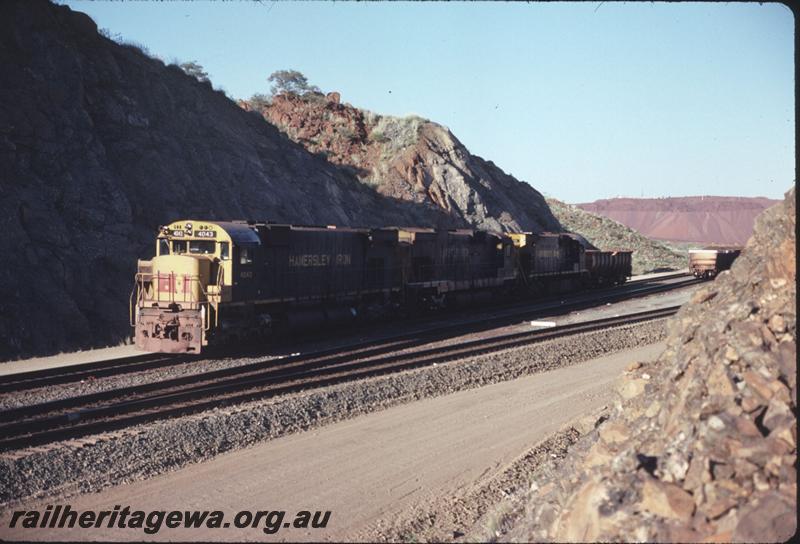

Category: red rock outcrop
[578, 196, 780, 246]
[243, 93, 560, 234]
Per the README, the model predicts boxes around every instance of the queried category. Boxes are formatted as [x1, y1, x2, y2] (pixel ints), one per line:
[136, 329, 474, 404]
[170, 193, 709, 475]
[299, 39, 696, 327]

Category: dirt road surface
[1, 343, 665, 542]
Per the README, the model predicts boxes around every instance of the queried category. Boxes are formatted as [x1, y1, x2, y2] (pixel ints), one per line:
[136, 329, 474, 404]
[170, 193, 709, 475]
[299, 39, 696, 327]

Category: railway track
[0, 353, 194, 395]
[0, 306, 678, 452]
[630, 271, 688, 282]
[0, 274, 697, 394]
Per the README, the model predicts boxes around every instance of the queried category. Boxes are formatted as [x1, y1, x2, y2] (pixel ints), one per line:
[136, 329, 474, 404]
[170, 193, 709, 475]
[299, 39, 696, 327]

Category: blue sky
[61, 1, 794, 203]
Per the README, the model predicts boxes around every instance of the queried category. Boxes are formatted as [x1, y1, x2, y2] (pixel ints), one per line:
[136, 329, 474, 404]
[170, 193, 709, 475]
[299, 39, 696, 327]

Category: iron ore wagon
[688, 247, 742, 280]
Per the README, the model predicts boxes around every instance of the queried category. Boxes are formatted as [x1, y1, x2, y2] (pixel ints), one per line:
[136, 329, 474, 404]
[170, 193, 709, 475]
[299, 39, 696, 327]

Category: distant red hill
[576, 196, 781, 245]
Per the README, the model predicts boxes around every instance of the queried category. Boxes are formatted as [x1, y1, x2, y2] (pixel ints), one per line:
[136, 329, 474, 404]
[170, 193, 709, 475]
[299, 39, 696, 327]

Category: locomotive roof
[231, 220, 372, 234]
[163, 219, 521, 244]
[212, 222, 262, 244]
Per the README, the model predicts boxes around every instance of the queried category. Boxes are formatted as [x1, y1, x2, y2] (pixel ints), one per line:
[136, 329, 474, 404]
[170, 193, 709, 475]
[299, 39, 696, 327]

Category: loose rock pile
[508, 188, 796, 542]
[578, 196, 780, 246]
[547, 198, 686, 275]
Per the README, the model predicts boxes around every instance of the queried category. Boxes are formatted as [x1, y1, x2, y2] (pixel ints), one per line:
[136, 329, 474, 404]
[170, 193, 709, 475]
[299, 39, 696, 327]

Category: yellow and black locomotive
[131, 220, 631, 353]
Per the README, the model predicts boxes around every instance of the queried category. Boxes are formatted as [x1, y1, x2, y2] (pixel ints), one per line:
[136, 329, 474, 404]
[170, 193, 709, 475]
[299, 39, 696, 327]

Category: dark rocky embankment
[503, 188, 796, 542]
[0, 1, 560, 360]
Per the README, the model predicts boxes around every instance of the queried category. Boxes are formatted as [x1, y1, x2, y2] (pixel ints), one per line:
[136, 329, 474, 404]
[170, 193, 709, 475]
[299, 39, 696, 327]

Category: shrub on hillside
[362, 109, 380, 129]
[98, 27, 122, 42]
[268, 69, 320, 96]
[179, 61, 210, 83]
[300, 91, 327, 105]
[119, 40, 153, 58]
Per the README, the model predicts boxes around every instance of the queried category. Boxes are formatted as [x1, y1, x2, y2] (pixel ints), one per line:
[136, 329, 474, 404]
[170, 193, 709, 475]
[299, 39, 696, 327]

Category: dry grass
[369, 114, 427, 157]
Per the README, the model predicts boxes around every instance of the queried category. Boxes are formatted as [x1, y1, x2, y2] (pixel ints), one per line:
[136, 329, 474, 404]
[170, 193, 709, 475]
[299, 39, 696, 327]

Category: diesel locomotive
[131, 220, 632, 353]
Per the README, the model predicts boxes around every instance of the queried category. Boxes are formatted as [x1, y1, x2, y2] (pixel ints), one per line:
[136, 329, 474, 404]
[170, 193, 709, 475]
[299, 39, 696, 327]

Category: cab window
[220, 242, 230, 260]
[158, 239, 170, 256]
[172, 240, 187, 254]
[189, 240, 216, 255]
[240, 247, 253, 265]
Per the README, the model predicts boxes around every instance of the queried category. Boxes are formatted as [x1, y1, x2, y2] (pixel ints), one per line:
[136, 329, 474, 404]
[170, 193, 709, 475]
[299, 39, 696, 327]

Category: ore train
[131, 220, 632, 354]
[688, 247, 742, 279]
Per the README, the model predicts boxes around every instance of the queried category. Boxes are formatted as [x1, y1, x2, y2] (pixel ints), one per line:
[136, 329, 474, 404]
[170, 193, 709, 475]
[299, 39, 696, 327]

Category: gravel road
[0, 341, 665, 542]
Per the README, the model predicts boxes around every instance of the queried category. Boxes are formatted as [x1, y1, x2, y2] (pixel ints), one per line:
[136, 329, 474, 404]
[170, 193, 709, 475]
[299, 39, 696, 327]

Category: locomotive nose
[133, 254, 212, 353]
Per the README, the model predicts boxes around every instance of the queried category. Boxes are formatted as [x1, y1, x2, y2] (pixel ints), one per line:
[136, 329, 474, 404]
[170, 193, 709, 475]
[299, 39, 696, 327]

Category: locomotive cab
[131, 220, 258, 353]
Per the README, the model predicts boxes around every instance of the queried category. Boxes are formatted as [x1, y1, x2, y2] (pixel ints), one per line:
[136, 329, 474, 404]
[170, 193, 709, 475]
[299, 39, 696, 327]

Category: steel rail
[0, 354, 190, 395]
[628, 271, 689, 283]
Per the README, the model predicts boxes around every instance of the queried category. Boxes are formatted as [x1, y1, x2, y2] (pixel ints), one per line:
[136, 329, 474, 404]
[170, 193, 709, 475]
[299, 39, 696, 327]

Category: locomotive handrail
[129, 283, 138, 327]
[215, 263, 224, 290]
[201, 301, 211, 332]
